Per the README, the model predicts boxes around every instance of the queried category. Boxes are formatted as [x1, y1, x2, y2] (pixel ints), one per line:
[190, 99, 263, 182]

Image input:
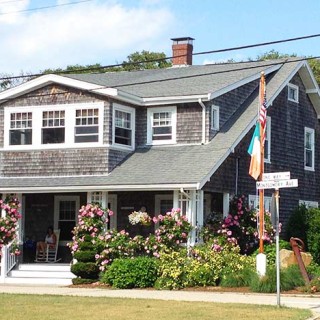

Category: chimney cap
[171, 37, 194, 45]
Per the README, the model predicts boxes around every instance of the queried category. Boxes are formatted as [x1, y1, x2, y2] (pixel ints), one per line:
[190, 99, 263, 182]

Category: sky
[0, 0, 320, 75]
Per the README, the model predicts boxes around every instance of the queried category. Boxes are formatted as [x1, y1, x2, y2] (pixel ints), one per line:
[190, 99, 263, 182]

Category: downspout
[198, 99, 206, 144]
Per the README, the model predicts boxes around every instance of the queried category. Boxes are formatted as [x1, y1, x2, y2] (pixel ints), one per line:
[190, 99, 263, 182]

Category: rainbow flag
[248, 122, 261, 180]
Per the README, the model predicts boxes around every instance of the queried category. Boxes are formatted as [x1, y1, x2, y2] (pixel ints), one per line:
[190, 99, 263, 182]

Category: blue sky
[0, 0, 320, 74]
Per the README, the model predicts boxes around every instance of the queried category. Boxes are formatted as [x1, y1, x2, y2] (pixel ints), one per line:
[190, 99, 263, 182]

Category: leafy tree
[307, 57, 320, 85]
[256, 49, 297, 61]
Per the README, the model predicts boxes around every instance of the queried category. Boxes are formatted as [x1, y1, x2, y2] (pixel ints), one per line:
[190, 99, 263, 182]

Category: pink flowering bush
[69, 204, 113, 284]
[216, 195, 275, 254]
[0, 195, 21, 256]
[153, 208, 192, 251]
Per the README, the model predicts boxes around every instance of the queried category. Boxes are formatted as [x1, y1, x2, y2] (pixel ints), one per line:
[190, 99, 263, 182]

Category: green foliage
[253, 240, 291, 266]
[307, 58, 320, 85]
[306, 208, 320, 264]
[155, 242, 255, 290]
[250, 265, 304, 293]
[72, 278, 97, 285]
[73, 250, 96, 262]
[256, 50, 297, 61]
[71, 262, 100, 279]
[286, 204, 308, 245]
[101, 257, 159, 289]
[306, 261, 320, 278]
[306, 276, 320, 293]
[220, 267, 255, 287]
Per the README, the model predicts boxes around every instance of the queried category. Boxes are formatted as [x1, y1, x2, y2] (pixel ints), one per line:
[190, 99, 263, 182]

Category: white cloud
[0, 0, 175, 74]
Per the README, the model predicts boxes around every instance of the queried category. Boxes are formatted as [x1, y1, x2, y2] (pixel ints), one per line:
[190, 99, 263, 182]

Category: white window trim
[211, 105, 220, 130]
[299, 200, 318, 208]
[304, 127, 315, 171]
[264, 116, 271, 163]
[288, 83, 299, 103]
[3, 102, 104, 150]
[147, 106, 177, 145]
[112, 103, 135, 151]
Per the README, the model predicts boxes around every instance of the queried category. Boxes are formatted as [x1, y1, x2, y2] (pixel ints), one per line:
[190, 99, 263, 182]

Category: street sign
[256, 179, 298, 190]
[262, 171, 290, 181]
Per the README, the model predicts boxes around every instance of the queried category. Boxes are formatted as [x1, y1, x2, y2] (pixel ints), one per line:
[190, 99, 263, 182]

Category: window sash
[113, 105, 134, 148]
[74, 108, 99, 143]
[152, 112, 172, 140]
[304, 127, 315, 170]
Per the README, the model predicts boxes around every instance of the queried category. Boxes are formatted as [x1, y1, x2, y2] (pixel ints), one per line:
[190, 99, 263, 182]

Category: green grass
[0, 294, 312, 320]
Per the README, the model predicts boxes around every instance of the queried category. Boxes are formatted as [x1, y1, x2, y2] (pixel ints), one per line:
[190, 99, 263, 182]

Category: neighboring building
[0, 37, 320, 262]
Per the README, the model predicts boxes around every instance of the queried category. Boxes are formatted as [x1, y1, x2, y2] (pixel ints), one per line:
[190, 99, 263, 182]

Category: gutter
[198, 98, 207, 144]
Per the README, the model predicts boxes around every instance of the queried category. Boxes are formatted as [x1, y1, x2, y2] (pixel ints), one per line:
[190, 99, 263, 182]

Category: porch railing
[0, 242, 18, 282]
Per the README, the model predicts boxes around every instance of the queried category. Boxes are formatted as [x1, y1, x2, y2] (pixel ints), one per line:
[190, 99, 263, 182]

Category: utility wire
[0, 0, 94, 15]
[1, 33, 320, 81]
[2, 56, 317, 103]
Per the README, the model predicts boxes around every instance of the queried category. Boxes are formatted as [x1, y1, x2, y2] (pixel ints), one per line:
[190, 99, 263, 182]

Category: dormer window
[112, 104, 135, 149]
[147, 106, 177, 145]
[211, 105, 220, 130]
[288, 83, 299, 103]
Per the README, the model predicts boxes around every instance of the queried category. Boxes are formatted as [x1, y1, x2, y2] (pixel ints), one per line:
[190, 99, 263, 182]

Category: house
[0, 37, 320, 268]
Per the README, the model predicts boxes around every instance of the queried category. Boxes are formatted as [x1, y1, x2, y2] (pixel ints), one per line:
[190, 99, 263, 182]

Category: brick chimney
[171, 37, 194, 66]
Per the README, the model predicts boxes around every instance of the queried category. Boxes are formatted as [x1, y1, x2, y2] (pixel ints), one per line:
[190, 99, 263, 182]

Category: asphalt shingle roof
[0, 59, 302, 190]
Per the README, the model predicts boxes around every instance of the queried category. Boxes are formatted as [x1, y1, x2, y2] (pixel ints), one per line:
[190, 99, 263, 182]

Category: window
[112, 104, 135, 148]
[264, 116, 271, 162]
[211, 105, 219, 130]
[75, 108, 99, 143]
[4, 102, 103, 149]
[42, 110, 65, 144]
[248, 195, 272, 212]
[299, 200, 318, 208]
[147, 106, 177, 144]
[9, 112, 32, 145]
[288, 83, 299, 103]
[304, 127, 315, 171]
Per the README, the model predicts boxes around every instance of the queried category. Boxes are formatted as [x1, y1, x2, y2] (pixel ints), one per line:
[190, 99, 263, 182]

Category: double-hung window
[288, 83, 299, 103]
[304, 127, 315, 171]
[75, 108, 99, 143]
[9, 112, 32, 145]
[211, 105, 219, 130]
[112, 104, 135, 148]
[42, 110, 65, 144]
[147, 106, 177, 144]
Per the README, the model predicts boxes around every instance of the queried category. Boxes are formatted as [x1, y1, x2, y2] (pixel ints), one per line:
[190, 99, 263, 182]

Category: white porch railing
[0, 242, 18, 282]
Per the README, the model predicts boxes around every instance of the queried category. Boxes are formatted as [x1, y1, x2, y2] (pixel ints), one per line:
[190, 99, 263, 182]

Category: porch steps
[5, 263, 75, 285]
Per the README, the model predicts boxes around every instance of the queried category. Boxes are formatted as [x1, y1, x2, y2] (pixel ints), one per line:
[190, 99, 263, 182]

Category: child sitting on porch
[36, 226, 57, 257]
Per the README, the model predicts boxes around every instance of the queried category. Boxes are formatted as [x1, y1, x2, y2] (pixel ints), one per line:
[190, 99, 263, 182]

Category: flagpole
[259, 72, 265, 254]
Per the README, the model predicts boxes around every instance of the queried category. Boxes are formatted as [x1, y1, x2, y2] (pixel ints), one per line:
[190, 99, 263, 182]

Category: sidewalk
[0, 283, 320, 317]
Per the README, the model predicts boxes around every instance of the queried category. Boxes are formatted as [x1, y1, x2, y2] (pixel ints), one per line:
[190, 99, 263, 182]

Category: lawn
[0, 294, 312, 320]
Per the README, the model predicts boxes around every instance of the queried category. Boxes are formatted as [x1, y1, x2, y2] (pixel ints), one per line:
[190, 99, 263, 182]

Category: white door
[54, 195, 80, 244]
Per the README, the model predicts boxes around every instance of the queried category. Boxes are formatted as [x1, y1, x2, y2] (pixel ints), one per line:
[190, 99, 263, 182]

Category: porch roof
[0, 60, 302, 193]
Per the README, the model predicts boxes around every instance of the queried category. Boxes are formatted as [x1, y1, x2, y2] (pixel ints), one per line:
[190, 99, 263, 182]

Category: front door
[54, 195, 80, 244]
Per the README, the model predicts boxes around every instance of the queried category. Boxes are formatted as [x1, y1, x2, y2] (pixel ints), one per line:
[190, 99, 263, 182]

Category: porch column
[173, 190, 179, 209]
[196, 190, 204, 243]
[16, 193, 23, 244]
[0, 199, 6, 282]
[223, 192, 230, 218]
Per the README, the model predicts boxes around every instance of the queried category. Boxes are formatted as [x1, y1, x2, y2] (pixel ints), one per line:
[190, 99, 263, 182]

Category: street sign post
[256, 172, 298, 307]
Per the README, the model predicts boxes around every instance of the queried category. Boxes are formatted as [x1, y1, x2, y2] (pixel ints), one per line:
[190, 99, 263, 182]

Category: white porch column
[223, 193, 230, 218]
[173, 190, 179, 209]
[16, 193, 23, 244]
[0, 201, 6, 282]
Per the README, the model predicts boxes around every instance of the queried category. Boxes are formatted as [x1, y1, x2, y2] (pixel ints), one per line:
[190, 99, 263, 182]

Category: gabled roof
[0, 58, 320, 192]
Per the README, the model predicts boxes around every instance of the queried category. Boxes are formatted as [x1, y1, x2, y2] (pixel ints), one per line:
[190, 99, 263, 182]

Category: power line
[2, 56, 317, 103]
[0, 0, 94, 15]
[1, 32, 320, 82]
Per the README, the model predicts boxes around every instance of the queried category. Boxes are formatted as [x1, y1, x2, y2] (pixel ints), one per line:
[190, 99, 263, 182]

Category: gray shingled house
[0, 38, 320, 265]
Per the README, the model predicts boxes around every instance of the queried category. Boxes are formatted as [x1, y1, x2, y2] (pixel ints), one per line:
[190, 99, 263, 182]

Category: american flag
[259, 75, 267, 146]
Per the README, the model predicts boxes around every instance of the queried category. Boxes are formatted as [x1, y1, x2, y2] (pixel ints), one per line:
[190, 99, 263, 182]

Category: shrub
[216, 195, 275, 254]
[220, 267, 255, 287]
[306, 261, 320, 279]
[101, 257, 159, 289]
[71, 262, 100, 279]
[306, 208, 320, 264]
[73, 250, 96, 262]
[72, 278, 97, 285]
[286, 204, 308, 245]
[155, 241, 255, 290]
[250, 265, 304, 293]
